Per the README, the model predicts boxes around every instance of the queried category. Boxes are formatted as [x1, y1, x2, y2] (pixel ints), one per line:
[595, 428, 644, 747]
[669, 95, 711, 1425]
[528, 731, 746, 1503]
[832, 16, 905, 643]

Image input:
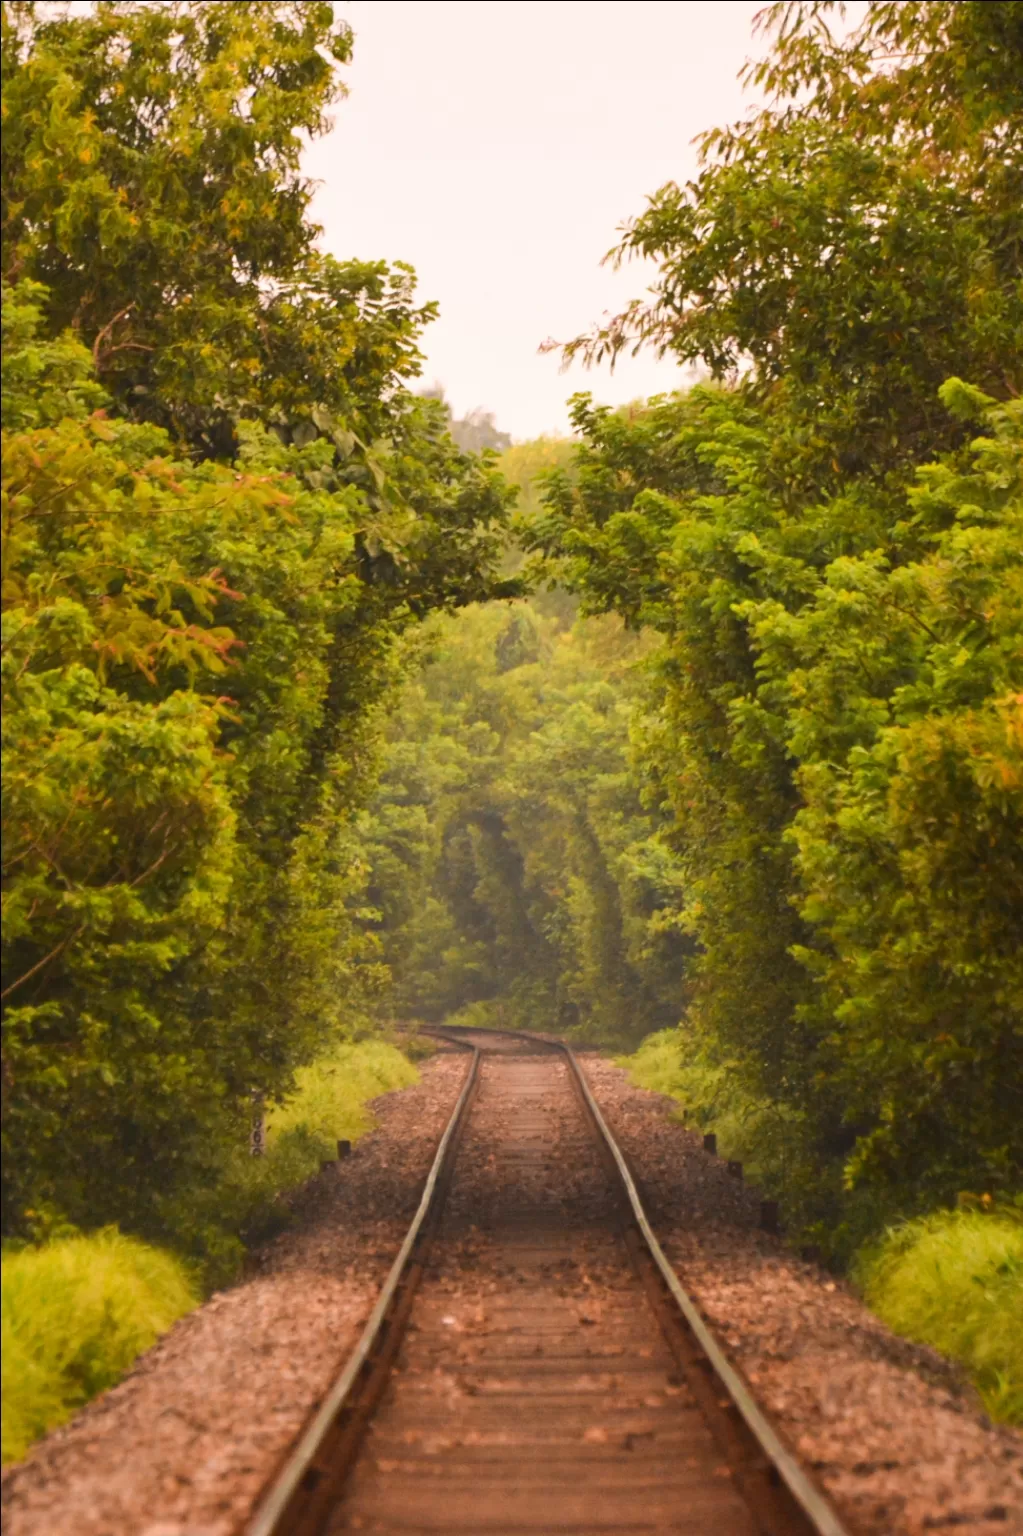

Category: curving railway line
[247, 1029, 849, 1536]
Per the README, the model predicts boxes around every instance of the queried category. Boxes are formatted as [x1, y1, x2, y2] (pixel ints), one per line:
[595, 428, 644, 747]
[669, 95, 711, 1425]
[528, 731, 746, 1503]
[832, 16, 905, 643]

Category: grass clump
[1, 1229, 197, 1464]
[623, 1031, 1022, 1417]
[855, 1205, 1023, 1425]
[2, 1039, 422, 1464]
[619, 1029, 700, 1101]
[268, 1039, 418, 1147]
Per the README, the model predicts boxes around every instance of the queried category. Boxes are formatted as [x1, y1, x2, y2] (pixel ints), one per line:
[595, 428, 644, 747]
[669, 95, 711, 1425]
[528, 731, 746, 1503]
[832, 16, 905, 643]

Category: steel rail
[245, 1034, 480, 1536]
[435, 1024, 849, 1536]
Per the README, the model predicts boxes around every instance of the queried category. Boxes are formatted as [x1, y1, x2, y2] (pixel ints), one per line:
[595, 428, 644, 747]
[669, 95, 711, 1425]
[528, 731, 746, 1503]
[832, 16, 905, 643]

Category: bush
[855, 1205, 1023, 1425]
[396, 1026, 439, 1062]
[442, 999, 513, 1032]
[618, 1029, 802, 1180]
[1, 1230, 197, 1464]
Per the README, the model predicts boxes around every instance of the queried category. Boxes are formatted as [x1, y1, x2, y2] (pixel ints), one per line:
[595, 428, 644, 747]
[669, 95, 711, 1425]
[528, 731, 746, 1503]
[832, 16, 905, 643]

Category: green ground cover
[267, 1040, 418, 1146]
[1, 1040, 419, 1465]
[174, 1039, 421, 1275]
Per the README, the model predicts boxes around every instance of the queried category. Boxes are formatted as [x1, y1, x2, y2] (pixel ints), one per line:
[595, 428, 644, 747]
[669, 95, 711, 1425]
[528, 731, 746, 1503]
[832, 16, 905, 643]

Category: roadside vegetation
[0, 1038, 417, 1462]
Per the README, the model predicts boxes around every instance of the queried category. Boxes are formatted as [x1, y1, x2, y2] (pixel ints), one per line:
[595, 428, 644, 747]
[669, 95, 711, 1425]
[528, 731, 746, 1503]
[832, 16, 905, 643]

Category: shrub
[442, 999, 512, 1033]
[1, 1230, 197, 1463]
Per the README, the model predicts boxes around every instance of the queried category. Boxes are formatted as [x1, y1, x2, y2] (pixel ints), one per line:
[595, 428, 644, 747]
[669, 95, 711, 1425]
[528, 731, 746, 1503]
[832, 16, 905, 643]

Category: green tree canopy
[523, 1, 1023, 1249]
[564, 1, 1022, 488]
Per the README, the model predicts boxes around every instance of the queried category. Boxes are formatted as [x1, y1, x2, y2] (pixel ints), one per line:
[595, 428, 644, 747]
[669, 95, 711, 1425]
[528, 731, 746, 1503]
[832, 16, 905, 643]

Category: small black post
[337, 1138, 352, 1160]
[759, 1199, 779, 1235]
[702, 1132, 717, 1155]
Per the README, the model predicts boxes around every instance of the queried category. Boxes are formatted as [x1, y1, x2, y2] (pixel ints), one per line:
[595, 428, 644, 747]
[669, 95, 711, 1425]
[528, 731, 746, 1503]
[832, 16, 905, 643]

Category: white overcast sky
[305, 1, 770, 440]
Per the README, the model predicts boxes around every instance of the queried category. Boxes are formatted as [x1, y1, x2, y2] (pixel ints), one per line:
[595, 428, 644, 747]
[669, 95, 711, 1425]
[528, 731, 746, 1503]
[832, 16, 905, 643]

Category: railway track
[247, 1029, 848, 1536]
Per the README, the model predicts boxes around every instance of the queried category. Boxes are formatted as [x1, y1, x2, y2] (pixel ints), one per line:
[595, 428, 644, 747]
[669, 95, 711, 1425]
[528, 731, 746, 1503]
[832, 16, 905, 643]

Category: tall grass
[855, 1207, 1023, 1425]
[1, 1230, 197, 1463]
[268, 1039, 418, 1146]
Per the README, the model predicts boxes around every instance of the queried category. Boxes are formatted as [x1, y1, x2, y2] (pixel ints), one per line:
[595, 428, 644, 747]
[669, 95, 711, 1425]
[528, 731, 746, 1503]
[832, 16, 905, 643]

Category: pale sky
[306, 1, 769, 441]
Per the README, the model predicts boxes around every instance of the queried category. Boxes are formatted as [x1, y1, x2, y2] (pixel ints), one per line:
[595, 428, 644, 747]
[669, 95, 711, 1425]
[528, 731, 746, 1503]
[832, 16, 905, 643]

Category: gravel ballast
[1, 1048, 469, 1536]
[578, 1051, 1023, 1536]
[4, 1039, 1020, 1536]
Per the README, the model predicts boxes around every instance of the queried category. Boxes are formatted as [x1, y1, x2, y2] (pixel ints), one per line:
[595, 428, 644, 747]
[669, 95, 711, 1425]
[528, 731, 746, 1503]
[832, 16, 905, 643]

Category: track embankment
[3, 1037, 1019, 1536]
[317, 1034, 768, 1534]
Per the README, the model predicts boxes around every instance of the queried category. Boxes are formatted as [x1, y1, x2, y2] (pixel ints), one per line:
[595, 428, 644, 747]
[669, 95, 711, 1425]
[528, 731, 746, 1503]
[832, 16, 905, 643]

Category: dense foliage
[1, 2, 512, 1260]
[361, 599, 690, 1045]
[524, 0, 1023, 1248]
[2, 0, 1020, 1288]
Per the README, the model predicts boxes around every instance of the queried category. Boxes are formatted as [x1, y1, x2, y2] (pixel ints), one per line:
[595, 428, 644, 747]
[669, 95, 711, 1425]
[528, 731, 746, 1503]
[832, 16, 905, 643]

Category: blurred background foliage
[359, 600, 690, 1045]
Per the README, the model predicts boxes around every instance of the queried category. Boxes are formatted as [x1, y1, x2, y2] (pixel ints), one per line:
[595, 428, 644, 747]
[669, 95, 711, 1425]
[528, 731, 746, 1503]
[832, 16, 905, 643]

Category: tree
[418, 387, 513, 455]
[524, 1, 1023, 1246]
[1, 3, 514, 1257]
[563, 1, 1022, 489]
